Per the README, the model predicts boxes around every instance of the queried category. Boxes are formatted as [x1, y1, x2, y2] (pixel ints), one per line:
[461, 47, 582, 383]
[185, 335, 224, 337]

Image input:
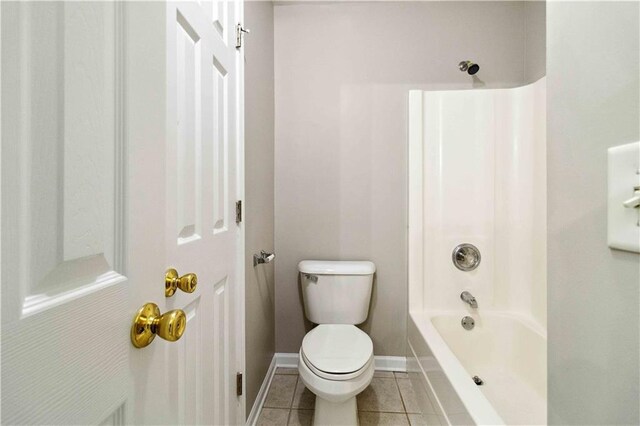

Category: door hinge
[235, 200, 242, 224]
[236, 23, 250, 49]
[236, 372, 243, 396]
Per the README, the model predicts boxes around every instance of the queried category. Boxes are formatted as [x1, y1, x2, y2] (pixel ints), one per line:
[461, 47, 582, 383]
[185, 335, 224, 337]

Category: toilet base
[313, 395, 358, 426]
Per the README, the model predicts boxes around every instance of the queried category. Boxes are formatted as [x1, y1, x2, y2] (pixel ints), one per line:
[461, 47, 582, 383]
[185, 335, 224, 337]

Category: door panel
[175, 296, 203, 425]
[212, 59, 229, 234]
[1, 2, 129, 424]
[175, 10, 202, 242]
[212, 276, 231, 425]
[206, 0, 228, 41]
[166, 1, 240, 425]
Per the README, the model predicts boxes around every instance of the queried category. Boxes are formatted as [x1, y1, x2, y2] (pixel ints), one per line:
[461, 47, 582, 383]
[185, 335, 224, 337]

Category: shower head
[459, 61, 480, 75]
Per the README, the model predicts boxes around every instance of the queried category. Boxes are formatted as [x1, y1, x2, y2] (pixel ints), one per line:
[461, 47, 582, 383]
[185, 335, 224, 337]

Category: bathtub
[407, 311, 547, 425]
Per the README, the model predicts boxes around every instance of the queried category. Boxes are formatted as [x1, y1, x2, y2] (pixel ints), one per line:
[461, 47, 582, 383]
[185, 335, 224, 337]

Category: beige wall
[547, 2, 639, 424]
[274, 1, 543, 355]
[244, 0, 275, 415]
[524, 1, 546, 84]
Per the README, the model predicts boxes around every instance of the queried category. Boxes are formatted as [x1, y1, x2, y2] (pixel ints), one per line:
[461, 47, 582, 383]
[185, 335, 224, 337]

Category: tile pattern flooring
[257, 368, 439, 426]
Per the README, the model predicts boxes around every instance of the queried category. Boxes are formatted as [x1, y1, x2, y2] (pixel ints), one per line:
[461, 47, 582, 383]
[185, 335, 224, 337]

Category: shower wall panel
[409, 79, 546, 326]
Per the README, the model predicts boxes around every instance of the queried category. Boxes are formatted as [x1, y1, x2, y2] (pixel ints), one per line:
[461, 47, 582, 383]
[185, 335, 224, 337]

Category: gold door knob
[131, 303, 187, 348]
[165, 268, 198, 297]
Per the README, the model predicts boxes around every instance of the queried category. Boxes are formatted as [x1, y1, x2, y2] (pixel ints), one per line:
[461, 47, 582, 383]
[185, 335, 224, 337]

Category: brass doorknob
[131, 303, 187, 348]
[165, 268, 198, 297]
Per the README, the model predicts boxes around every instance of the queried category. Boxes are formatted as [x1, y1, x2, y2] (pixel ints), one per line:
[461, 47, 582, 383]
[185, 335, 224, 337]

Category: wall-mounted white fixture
[608, 141, 640, 253]
[622, 186, 640, 208]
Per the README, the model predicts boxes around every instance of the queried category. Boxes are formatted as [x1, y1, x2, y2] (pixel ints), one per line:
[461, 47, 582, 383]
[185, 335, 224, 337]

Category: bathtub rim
[409, 310, 507, 425]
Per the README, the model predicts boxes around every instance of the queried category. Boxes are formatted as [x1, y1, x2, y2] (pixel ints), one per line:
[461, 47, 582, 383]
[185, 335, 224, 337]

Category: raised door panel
[212, 0, 228, 42]
[1, 3, 129, 424]
[212, 58, 229, 233]
[175, 11, 203, 242]
[174, 297, 204, 425]
[200, 0, 228, 42]
[212, 276, 231, 426]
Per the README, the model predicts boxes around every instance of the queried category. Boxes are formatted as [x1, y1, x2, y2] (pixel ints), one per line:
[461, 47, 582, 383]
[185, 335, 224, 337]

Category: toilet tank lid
[298, 260, 376, 275]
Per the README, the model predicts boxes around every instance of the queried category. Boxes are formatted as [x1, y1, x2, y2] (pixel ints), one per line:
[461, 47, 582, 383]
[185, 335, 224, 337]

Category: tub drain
[472, 375, 484, 386]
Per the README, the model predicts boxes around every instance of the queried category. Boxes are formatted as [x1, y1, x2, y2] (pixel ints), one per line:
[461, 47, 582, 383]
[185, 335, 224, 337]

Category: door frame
[234, 0, 247, 421]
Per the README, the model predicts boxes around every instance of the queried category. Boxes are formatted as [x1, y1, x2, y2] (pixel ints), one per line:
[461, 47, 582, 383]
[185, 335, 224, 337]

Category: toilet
[297, 260, 376, 426]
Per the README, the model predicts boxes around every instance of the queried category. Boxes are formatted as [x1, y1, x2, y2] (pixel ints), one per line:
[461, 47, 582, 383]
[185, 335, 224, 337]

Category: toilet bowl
[298, 325, 375, 425]
[297, 260, 376, 425]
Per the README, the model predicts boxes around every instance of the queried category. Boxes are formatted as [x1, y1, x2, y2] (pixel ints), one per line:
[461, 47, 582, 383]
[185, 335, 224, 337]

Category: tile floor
[257, 368, 440, 426]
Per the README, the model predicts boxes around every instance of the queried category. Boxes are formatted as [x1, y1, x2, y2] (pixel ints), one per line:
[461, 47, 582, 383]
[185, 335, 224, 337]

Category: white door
[163, 0, 243, 424]
[1, 1, 244, 424]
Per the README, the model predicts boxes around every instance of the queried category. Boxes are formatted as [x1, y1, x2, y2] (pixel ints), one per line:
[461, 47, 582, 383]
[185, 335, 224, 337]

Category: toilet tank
[298, 260, 376, 325]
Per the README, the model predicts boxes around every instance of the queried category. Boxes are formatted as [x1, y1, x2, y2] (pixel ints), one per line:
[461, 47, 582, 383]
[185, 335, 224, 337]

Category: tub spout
[460, 291, 478, 308]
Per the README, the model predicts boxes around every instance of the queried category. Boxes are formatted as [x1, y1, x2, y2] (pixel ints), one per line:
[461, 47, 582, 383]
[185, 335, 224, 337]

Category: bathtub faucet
[460, 291, 478, 308]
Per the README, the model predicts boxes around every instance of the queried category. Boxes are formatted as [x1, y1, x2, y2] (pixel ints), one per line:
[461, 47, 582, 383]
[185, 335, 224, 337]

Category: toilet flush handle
[304, 273, 318, 283]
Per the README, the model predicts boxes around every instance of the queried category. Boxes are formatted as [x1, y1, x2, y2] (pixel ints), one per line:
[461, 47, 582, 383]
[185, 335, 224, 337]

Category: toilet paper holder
[253, 250, 275, 267]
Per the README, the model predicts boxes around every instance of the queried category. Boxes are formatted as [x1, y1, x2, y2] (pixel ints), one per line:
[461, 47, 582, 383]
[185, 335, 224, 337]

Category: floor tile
[357, 377, 405, 413]
[264, 375, 297, 408]
[426, 372, 466, 414]
[373, 370, 395, 378]
[397, 378, 421, 413]
[276, 367, 299, 375]
[394, 372, 409, 379]
[448, 413, 474, 426]
[408, 413, 441, 426]
[359, 411, 410, 426]
[287, 409, 314, 426]
[292, 379, 315, 409]
[410, 378, 437, 415]
[257, 408, 290, 426]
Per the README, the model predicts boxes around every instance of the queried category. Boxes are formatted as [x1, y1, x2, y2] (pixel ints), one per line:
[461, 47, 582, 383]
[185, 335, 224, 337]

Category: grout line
[394, 375, 410, 415]
[290, 375, 298, 409]
[397, 376, 423, 416]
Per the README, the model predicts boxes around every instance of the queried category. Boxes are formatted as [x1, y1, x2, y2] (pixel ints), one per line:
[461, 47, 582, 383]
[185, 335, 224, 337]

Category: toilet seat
[302, 350, 373, 381]
[301, 324, 373, 381]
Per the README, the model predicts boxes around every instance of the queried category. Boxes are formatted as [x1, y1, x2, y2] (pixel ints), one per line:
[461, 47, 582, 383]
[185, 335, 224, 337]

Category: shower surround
[407, 78, 547, 425]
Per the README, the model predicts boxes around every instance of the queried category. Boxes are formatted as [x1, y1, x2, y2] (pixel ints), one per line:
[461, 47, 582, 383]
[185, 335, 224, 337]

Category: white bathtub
[408, 311, 547, 425]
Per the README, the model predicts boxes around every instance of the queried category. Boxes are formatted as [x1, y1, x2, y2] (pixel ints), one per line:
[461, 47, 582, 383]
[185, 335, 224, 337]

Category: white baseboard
[246, 352, 407, 425]
[274, 352, 299, 368]
[275, 352, 406, 371]
[246, 355, 277, 426]
[373, 355, 407, 372]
